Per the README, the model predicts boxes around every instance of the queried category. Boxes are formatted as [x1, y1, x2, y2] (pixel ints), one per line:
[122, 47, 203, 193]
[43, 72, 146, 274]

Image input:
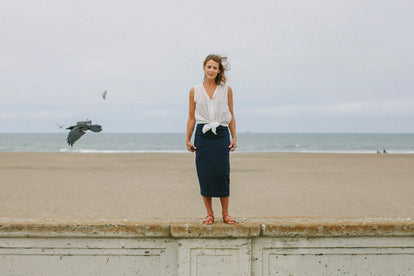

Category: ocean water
[1, 133, 413, 153]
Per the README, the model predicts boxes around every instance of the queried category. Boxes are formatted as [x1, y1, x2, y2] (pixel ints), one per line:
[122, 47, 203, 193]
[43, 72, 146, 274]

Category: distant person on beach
[186, 54, 237, 225]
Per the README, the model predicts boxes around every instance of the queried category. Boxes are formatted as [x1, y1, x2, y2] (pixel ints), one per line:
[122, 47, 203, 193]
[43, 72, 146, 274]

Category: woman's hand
[229, 138, 237, 152]
[186, 140, 196, 152]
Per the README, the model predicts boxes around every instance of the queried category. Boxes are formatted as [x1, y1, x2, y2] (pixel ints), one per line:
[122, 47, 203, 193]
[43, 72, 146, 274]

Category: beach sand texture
[1, 152, 413, 219]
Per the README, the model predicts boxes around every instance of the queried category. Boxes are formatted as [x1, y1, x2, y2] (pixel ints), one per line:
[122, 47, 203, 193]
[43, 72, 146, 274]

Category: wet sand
[0, 152, 413, 219]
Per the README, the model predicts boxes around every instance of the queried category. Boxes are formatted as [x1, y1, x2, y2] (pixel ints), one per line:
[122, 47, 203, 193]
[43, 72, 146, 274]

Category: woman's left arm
[227, 86, 237, 151]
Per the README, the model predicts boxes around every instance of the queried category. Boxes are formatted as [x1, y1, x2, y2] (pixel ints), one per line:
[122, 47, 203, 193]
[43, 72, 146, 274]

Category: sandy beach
[0, 152, 413, 220]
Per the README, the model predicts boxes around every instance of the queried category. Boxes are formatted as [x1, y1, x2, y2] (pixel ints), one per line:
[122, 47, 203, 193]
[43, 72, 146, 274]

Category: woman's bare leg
[220, 196, 235, 224]
[220, 196, 230, 215]
[202, 196, 214, 216]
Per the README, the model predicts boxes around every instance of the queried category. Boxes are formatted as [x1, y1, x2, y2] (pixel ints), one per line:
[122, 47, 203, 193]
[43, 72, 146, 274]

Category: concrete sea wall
[1, 217, 413, 275]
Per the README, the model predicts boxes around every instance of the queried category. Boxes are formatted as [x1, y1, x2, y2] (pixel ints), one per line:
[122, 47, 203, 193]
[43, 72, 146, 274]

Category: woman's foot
[222, 214, 236, 224]
[203, 215, 214, 224]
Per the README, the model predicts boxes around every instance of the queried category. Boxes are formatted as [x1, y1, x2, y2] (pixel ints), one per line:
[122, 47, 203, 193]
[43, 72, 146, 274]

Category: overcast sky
[1, 0, 413, 133]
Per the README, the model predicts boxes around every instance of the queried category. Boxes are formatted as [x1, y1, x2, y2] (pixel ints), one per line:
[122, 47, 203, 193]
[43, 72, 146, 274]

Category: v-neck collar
[202, 83, 217, 100]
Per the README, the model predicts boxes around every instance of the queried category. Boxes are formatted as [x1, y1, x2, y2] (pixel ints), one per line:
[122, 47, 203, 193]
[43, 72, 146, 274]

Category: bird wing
[102, 90, 107, 99]
[66, 128, 86, 146]
[88, 124, 102, 132]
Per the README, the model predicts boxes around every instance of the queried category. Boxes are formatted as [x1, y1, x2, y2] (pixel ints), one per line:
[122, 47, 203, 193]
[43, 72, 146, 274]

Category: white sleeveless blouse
[194, 83, 232, 134]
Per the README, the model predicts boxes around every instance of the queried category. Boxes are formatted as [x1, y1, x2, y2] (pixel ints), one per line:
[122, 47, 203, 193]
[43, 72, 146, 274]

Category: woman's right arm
[186, 88, 196, 152]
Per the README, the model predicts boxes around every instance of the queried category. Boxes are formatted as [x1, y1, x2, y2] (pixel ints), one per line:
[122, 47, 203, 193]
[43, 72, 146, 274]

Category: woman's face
[203, 59, 221, 81]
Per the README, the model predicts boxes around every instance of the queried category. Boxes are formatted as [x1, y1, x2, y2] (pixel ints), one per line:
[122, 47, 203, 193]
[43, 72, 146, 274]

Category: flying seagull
[56, 123, 64, 129]
[66, 120, 102, 146]
[102, 90, 108, 99]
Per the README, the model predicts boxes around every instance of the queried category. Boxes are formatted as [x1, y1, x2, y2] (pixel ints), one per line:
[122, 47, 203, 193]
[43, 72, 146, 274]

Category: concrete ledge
[0, 218, 171, 238]
[170, 221, 261, 238]
[1, 217, 413, 275]
[255, 217, 414, 237]
[1, 217, 412, 238]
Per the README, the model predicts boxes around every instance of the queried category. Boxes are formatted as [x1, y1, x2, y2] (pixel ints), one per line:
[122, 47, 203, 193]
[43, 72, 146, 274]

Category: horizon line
[1, 131, 414, 135]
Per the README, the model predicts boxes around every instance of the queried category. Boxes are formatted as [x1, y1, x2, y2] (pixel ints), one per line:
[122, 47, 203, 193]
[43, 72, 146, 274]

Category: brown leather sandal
[203, 215, 214, 224]
[222, 214, 236, 224]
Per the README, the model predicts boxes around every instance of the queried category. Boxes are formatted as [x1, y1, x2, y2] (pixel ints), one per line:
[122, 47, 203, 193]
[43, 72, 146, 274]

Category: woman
[186, 54, 237, 224]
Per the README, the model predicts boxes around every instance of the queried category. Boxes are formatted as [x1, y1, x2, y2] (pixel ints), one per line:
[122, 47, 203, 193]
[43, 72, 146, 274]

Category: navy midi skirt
[194, 124, 230, 197]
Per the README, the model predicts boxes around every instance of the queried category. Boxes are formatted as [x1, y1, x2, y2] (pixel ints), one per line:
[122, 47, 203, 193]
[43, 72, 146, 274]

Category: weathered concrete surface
[0, 218, 171, 238]
[170, 220, 261, 238]
[1, 217, 413, 275]
[256, 217, 414, 237]
[0, 238, 178, 275]
[251, 236, 414, 275]
[1, 217, 412, 238]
